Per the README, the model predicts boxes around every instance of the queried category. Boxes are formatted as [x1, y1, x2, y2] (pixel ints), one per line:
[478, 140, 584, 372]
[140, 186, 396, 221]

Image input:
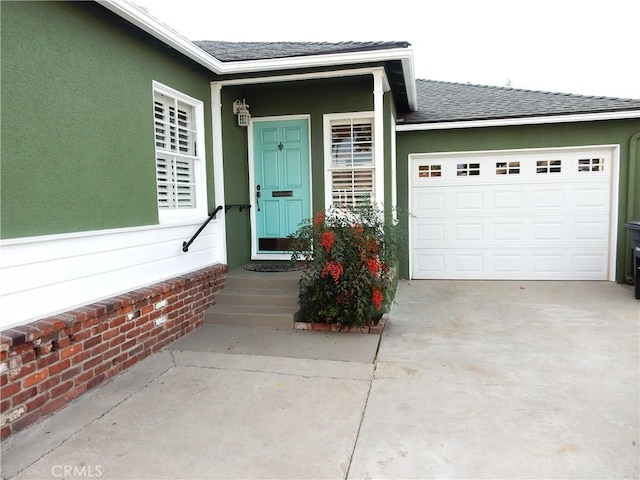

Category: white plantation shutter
[329, 118, 374, 206]
[153, 88, 200, 213]
[331, 169, 374, 205]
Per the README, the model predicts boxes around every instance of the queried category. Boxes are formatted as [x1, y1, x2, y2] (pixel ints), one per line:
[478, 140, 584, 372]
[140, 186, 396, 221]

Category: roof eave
[98, 0, 226, 73]
[219, 48, 417, 110]
[396, 110, 640, 131]
[99, 0, 417, 110]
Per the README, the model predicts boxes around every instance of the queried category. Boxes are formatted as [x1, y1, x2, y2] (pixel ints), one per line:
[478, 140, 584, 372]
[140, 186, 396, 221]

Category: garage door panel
[574, 253, 607, 274]
[414, 191, 445, 212]
[455, 223, 484, 241]
[415, 216, 606, 247]
[411, 148, 613, 280]
[415, 184, 610, 217]
[455, 192, 483, 210]
[413, 221, 445, 242]
[413, 248, 608, 280]
[574, 187, 609, 208]
[533, 189, 565, 209]
[494, 190, 523, 210]
[494, 222, 523, 241]
[573, 219, 609, 241]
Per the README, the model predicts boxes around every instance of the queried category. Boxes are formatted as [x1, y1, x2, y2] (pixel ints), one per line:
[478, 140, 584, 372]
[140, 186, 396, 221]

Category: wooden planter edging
[294, 314, 388, 334]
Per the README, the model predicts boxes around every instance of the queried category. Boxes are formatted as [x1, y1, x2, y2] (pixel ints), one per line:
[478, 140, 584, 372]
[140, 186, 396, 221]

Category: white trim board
[397, 110, 640, 131]
[0, 222, 224, 330]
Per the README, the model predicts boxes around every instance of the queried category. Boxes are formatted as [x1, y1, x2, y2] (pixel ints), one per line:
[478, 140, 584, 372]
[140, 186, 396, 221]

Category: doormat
[243, 263, 306, 273]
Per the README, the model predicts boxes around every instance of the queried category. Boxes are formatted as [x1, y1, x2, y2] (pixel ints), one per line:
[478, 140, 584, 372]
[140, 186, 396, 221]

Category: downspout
[624, 131, 640, 283]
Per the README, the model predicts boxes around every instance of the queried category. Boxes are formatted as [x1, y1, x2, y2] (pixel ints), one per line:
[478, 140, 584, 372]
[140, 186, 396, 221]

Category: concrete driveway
[349, 280, 639, 479]
[2, 280, 638, 479]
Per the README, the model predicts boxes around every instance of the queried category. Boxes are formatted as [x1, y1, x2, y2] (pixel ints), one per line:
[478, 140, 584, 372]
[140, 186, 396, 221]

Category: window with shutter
[152, 83, 205, 221]
[328, 118, 374, 206]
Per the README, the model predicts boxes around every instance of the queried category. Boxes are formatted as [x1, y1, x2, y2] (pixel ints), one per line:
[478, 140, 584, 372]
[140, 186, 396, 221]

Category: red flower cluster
[314, 211, 325, 227]
[372, 287, 384, 311]
[367, 257, 382, 277]
[366, 239, 378, 255]
[321, 261, 344, 283]
[320, 231, 335, 252]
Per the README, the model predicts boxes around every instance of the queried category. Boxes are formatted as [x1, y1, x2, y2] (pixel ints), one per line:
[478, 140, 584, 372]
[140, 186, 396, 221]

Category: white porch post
[210, 82, 227, 263]
[373, 69, 385, 209]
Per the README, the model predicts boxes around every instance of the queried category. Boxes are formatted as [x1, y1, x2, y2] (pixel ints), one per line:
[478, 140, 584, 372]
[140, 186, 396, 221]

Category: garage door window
[457, 163, 480, 176]
[418, 164, 442, 178]
[496, 161, 520, 175]
[536, 159, 562, 174]
[578, 157, 604, 172]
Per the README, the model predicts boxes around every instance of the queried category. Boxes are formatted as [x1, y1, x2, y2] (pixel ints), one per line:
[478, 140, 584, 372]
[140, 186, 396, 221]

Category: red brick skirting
[0, 263, 228, 441]
[294, 314, 388, 334]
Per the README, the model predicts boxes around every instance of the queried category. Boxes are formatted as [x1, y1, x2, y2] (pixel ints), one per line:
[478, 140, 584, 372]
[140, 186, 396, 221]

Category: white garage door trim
[409, 145, 620, 281]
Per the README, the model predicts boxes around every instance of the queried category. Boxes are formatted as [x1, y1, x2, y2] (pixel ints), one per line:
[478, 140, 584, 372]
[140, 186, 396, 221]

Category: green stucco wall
[1, 1, 215, 239]
[219, 77, 376, 268]
[396, 119, 640, 283]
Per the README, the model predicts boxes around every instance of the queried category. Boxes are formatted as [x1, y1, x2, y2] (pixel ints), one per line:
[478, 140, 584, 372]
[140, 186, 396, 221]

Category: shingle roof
[401, 79, 640, 124]
[194, 41, 410, 62]
[193, 41, 640, 124]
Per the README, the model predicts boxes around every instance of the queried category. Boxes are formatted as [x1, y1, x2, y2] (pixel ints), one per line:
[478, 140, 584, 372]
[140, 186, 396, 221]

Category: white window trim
[323, 112, 377, 208]
[152, 81, 208, 224]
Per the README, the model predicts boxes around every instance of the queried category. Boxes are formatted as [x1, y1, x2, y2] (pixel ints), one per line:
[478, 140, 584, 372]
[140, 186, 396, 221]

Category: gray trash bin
[624, 221, 640, 299]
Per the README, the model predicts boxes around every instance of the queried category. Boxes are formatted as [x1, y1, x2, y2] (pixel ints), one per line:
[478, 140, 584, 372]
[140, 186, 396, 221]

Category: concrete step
[216, 287, 299, 308]
[205, 267, 304, 328]
[224, 270, 301, 290]
[204, 304, 302, 329]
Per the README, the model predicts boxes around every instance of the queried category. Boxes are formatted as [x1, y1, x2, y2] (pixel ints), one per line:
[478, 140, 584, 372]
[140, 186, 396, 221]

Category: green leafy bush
[290, 203, 402, 327]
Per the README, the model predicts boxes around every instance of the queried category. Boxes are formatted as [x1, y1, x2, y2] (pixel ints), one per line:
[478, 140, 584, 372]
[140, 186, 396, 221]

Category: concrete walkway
[2, 281, 638, 479]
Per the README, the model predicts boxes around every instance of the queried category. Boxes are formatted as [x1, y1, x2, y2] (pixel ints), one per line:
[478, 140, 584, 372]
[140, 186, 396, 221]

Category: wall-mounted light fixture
[232, 99, 251, 127]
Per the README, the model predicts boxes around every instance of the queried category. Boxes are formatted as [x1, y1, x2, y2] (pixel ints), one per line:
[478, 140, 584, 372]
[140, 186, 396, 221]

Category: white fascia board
[397, 110, 640, 131]
[98, 0, 225, 73]
[215, 67, 391, 90]
[99, 1, 417, 110]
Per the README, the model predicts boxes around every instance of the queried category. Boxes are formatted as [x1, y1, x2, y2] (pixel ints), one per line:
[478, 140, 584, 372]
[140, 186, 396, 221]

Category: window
[327, 117, 374, 206]
[496, 161, 520, 175]
[418, 164, 442, 178]
[536, 159, 562, 174]
[457, 163, 480, 176]
[153, 82, 206, 221]
[578, 157, 604, 172]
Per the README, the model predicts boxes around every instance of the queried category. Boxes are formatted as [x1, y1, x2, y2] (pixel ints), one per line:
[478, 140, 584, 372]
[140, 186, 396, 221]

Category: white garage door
[410, 147, 614, 280]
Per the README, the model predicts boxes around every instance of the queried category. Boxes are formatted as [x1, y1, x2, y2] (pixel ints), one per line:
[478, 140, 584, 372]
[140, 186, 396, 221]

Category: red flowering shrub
[290, 203, 402, 327]
[372, 287, 384, 312]
[320, 231, 336, 252]
[321, 261, 344, 283]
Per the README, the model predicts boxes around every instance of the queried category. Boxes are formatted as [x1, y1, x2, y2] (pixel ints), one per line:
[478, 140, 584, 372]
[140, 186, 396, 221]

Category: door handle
[256, 184, 261, 212]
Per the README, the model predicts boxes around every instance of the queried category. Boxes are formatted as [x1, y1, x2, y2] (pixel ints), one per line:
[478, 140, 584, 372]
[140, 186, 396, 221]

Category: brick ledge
[294, 314, 387, 334]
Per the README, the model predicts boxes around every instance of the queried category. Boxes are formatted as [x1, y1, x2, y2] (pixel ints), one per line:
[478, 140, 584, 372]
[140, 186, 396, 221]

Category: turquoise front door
[253, 119, 310, 254]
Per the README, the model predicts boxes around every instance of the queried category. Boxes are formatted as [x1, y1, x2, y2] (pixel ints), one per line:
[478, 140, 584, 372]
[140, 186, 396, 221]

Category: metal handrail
[225, 204, 251, 212]
[182, 205, 223, 252]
